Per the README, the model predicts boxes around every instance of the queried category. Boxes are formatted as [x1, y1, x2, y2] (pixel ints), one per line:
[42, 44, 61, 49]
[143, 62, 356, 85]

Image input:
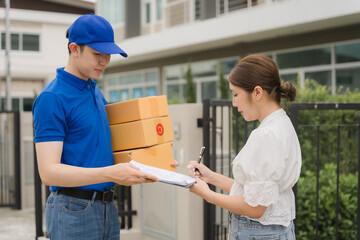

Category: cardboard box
[113, 142, 175, 172]
[110, 116, 174, 151]
[106, 95, 169, 125]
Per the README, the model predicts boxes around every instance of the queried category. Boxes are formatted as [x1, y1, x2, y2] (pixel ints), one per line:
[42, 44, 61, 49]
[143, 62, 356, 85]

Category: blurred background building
[0, 0, 94, 209]
[0, 0, 93, 112]
[96, 0, 360, 103]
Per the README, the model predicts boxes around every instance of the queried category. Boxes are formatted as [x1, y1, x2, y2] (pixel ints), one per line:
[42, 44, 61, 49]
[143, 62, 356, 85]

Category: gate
[202, 100, 360, 240]
[0, 111, 21, 209]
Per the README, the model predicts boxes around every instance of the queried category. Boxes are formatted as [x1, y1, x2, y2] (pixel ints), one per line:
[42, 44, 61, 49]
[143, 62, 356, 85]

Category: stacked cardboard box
[106, 95, 176, 172]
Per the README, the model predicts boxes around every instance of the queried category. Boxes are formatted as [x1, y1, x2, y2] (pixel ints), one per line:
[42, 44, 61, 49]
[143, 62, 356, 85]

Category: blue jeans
[45, 191, 120, 240]
[229, 213, 295, 240]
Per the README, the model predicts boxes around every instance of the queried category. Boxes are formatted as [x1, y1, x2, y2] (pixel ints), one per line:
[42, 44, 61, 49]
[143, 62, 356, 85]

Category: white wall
[0, 8, 81, 87]
[121, 103, 204, 240]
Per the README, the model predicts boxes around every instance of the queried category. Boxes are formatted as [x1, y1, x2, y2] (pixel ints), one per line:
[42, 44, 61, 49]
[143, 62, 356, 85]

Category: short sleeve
[32, 92, 67, 143]
[233, 127, 285, 207]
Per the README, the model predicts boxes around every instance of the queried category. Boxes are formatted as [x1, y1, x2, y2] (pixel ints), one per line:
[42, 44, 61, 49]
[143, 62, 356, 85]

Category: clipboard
[130, 160, 196, 188]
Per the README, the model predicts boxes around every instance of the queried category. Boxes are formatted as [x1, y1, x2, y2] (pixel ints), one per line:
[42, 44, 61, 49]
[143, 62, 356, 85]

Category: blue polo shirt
[32, 68, 115, 192]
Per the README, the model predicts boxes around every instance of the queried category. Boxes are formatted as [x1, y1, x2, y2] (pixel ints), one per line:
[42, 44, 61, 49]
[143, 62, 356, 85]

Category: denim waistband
[228, 212, 290, 231]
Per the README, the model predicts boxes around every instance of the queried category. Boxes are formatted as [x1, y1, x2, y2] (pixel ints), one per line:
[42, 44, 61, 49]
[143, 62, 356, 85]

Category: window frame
[264, 39, 360, 94]
[1, 31, 40, 52]
[105, 68, 160, 103]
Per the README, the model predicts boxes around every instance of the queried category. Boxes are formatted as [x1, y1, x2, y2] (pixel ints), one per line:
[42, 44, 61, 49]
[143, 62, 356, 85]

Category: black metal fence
[202, 100, 360, 240]
[0, 111, 21, 209]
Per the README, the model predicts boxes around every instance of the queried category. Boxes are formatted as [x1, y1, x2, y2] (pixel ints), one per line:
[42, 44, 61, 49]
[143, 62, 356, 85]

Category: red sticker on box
[156, 123, 164, 136]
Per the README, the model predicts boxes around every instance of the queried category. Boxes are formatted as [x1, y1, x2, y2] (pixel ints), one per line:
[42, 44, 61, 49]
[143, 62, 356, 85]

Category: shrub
[185, 63, 196, 103]
[296, 163, 357, 239]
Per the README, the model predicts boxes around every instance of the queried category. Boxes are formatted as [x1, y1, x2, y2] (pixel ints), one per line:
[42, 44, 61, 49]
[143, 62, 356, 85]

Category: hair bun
[280, 82, 296, 102]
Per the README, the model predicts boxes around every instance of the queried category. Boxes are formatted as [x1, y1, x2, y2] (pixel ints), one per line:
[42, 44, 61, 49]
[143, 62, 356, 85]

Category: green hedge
[294, 80, 360, 174]
[297, 163, 358, 239]
[292, 80, 359, 239]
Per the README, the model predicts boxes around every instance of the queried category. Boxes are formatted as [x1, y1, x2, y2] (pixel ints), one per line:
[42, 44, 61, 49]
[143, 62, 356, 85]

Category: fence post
[14, 111, 21, 209]
[358, 111, 360, 240]
[202, 99, 215, 240]
[34, 131, 44, 239]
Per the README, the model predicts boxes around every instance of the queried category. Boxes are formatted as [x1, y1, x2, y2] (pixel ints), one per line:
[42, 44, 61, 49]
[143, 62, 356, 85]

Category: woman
[188, 54, 301, 239]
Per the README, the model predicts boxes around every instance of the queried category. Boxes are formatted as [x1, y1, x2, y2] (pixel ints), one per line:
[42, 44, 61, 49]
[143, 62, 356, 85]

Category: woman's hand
[187, 161, 213, 184]
[189, 177, 212, 201]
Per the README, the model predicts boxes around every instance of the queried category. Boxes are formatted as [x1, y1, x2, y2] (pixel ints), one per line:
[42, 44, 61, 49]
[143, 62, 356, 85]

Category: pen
[194, 146, 205, 173]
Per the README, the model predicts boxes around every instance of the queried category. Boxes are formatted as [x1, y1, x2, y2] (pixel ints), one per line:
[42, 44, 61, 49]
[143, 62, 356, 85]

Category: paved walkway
[0, 207, 45, 240]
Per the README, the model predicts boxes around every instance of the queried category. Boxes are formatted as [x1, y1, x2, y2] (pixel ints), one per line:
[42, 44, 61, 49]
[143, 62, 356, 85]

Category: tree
[218, 63, 230, 100]
[185, 63, 196, 103]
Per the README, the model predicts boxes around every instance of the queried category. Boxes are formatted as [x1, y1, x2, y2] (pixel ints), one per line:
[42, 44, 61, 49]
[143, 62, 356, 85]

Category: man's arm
[35, 141, 158, 187]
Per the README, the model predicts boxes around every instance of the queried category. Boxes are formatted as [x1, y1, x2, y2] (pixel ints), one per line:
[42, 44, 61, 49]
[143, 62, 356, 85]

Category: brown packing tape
[113, 142, 175, 172]
[106, 95, 169, 125]
[147, 145, 158, 156]
[110, 116, 174, 151]
[149, 97, 160, 118]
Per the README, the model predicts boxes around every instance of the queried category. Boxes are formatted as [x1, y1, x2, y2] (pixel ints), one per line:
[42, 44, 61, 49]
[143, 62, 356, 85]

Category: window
[165, 58, 238, 103]
[218, 0, 249, 14]
[277, 47, 331, 69]
[100, 0, 125, 25]
[201, 81, 217, 101]
[305, 71, 331, 87]
[280, 73, 298, 84]
[146, 2, 151, 24]
[156, 0, 162, 21]
[336, 68, 360, 92]
[195, 0, 202, 20]
[23, 98, 34, 111]
[106, 70, 159, 103]
[119, 90, 129, 102]
[23, 34, 39, 51]
[142, 0, 163, 25]
[192, 61, 217, 78]
[10, 33, 19, 50]
[220, 59, 237, 74]
[272, 40, 360, 94]
[147, 87, 157, 96]
[0, 97, 34, 111]
[1, 32, 39, 52]
[335, 42, 360, 63]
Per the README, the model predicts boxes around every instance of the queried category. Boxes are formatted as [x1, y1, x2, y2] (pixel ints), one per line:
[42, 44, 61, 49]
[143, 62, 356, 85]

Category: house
[96, 0, 360, 103]
[0, 0, 94, 209]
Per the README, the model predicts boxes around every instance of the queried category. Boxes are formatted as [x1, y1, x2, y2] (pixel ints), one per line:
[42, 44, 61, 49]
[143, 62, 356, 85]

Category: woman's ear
[253, 86, 263, 102]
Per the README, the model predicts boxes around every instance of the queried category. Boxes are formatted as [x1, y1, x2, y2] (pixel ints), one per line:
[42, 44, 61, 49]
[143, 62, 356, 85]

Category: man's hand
[109, 163, 159, 186]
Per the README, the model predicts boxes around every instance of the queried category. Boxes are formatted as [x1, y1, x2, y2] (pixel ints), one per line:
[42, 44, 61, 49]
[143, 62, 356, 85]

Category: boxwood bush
[293, 79, 360, 239]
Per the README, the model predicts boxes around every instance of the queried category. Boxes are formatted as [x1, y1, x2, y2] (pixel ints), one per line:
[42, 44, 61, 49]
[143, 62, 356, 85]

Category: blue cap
[68, 14, 127, 57]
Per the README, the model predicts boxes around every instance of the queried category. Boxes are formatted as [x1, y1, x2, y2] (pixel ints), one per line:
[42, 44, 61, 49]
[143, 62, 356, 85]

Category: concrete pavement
[0, 207, 45, 240]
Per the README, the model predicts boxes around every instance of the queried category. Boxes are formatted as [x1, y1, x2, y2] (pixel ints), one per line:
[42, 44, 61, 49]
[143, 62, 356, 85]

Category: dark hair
[228, 54, 296, 103]
[66, 29, 85, 54]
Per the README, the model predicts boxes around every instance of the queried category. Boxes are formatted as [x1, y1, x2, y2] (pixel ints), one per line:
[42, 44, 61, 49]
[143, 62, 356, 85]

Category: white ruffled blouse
[229, 108, 302, 226]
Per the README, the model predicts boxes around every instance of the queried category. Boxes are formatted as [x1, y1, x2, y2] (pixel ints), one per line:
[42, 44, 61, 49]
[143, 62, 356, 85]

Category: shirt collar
[260, 108, 286, 127]
[56, 67, 97, 90]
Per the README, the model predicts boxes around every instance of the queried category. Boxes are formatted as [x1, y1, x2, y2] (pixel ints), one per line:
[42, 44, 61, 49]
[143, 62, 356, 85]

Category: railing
[202, 100, 360, 240]
[0, 111, 21, 209]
